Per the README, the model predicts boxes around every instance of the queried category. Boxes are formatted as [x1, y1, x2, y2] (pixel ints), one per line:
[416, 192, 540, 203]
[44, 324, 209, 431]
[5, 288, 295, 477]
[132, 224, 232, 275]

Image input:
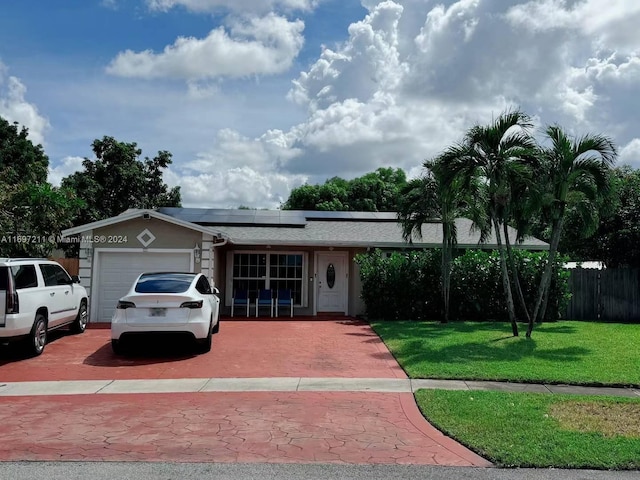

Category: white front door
[316, 252, 348, 314]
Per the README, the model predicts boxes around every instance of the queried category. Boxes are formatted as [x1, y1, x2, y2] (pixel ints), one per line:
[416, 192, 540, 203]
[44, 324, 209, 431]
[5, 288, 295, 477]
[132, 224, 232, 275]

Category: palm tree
[438, 110, 537, 336]
[397, 161, 465, 323]
[528, 126, 617, 336]
[501, 152, 543, 324]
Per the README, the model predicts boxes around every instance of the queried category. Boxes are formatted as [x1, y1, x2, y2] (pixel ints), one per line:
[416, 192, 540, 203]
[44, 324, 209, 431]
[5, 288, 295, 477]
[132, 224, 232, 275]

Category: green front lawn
[371, 321, 640, 386]
[415, 390, 640, 469]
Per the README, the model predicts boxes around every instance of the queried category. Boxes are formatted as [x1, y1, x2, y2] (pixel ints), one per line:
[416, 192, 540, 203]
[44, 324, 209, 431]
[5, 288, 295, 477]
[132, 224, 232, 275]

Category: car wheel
[111, 339, 124, 355]
[196, 321, 213, 353]
[212, 313, 220, 334]
[71, 301, 88, 334]
[28, 314, 47, 356]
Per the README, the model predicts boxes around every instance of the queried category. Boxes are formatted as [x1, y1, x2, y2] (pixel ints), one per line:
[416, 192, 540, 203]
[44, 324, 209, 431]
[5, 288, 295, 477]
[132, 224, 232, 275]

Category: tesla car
[111, 272, 220, 354]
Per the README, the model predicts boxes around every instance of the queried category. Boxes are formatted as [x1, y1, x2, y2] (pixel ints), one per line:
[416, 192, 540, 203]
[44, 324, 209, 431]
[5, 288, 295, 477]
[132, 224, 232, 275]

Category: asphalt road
[2, 462, 638, 480]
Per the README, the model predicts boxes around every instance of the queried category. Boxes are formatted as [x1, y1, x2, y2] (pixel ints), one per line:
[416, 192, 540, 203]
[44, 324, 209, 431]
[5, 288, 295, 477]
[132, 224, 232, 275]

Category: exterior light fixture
[194, 243, 201, 263]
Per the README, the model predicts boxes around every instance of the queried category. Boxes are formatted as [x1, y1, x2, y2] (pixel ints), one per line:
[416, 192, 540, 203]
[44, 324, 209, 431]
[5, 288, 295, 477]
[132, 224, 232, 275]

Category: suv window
[10, 265, 38, 289]
[39, 264, 71, 286]
[195, 276, 212, 295]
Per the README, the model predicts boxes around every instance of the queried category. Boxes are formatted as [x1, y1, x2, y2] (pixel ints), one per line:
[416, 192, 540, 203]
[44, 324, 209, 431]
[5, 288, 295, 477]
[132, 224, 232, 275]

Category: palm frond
[574, 134, 617, 167]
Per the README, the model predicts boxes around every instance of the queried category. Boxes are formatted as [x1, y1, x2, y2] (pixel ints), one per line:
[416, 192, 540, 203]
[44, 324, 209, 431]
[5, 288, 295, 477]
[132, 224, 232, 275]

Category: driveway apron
[0, 320, 491, 467]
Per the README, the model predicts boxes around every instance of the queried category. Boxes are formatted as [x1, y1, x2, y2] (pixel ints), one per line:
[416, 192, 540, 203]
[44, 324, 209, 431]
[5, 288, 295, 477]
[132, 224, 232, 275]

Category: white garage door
[95, 251, 192, 322]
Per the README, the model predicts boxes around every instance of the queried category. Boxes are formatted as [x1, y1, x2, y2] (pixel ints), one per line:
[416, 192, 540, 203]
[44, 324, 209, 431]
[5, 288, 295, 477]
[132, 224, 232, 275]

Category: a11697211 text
[0, 234, 128, 245]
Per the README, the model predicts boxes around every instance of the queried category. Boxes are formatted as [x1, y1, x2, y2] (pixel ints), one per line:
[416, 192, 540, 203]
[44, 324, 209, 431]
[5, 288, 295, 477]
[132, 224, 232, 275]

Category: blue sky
[1, 0, 639, 209]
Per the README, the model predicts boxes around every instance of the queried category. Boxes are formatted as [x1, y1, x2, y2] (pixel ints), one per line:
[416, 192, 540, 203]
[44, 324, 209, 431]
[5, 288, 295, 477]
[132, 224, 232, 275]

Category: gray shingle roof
[172, 212, 548, 250]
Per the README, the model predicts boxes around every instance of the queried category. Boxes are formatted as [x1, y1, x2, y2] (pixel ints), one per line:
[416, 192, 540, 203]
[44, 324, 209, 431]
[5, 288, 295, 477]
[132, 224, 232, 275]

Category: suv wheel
[71, 301, 88, 334]
[29, 314, 47, 356]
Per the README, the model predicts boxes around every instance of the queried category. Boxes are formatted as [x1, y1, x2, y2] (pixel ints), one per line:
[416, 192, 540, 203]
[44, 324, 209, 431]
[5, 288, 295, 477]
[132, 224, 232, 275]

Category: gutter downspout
[209, 236, 228, 289]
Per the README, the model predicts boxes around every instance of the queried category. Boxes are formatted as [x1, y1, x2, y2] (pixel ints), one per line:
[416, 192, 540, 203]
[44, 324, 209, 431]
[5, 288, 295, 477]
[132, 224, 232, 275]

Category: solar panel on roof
[159, 207, 401, 226]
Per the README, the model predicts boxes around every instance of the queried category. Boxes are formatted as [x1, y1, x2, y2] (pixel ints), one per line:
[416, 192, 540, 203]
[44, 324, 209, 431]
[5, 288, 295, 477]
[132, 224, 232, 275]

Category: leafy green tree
[0, 117, 48, 185]
[348, 167, 407, 211]
[282, 168, 407, 212]
[528, 127, 616, 336]
[0, 116, 82, 257]
[558, 166, 640, 267]
[598, 166, 640, 267]
[1, 183, 83, 257]
[62, 136, 181, 226]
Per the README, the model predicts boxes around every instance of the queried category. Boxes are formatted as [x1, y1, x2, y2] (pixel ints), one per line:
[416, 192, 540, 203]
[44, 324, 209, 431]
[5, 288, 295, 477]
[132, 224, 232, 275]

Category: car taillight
[180, 300, 203, 309]
[6, 291, 19, 314]
[117, 301, 136, 309]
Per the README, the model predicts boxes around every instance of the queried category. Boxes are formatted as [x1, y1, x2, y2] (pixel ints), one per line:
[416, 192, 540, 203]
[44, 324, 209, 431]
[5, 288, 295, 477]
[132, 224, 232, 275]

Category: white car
[0, 258, 89, 356]
[111, 272, 220, 354]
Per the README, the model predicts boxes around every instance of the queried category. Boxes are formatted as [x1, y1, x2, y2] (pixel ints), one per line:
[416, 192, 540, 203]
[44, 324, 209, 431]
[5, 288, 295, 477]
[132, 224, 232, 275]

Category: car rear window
[134, 273, 195, 293]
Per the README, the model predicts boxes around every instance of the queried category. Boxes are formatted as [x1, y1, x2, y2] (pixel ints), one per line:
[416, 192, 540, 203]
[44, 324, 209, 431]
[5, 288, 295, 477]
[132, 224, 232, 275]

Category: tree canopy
[282, 167, 407, 211]
[0, 116, 82, 257]
[62, 136, 181, 226]
[0, 117, 48, 185]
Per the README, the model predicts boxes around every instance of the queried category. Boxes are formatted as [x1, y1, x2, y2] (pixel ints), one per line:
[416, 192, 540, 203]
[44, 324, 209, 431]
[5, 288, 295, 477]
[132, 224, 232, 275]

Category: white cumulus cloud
[107, 13, 304, 80]
[167, 128, 306, 208]
[147, 0, 317, 14]
[48, 156, 85, 187]
[0, 62, 50, 146]
[506, 0, 640, 53]
[619, 139, 640, 169]
[206, 0, 638, 195]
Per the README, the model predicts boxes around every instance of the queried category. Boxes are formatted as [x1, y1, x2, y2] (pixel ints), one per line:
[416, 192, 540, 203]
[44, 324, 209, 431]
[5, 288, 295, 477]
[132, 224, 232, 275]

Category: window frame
[10, 265, 39, 289]
[38, 264, 71, 287]
[226, 250, 307, 307]
[195, 275, 212, 295]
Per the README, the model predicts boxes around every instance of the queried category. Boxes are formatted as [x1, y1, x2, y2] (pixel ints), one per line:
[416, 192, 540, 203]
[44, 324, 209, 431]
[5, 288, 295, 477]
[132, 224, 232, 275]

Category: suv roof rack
[0, 258, 50, 262]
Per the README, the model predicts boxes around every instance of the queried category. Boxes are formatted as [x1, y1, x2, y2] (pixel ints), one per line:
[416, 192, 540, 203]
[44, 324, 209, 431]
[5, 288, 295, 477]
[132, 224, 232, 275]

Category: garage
[93, 250, 192, 322]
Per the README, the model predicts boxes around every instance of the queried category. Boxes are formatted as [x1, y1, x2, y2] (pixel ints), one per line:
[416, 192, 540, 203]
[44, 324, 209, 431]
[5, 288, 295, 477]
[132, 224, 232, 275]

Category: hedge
[355, 249, 571, 322]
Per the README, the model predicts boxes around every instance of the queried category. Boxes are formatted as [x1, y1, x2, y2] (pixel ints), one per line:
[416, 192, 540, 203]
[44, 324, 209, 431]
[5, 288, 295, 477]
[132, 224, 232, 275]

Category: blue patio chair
[276, 289, 293, 317]
[231, 289, 249, 317]
[256, 289, 274, 317]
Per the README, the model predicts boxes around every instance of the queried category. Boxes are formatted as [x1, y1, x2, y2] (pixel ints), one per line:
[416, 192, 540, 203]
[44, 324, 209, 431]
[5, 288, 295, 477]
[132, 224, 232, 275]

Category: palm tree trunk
[441, 228, 453, 323]
[493, 217, 518, 336]
[503, 222, 531, 324]
[529, 215, 564, 337]
[539, 284, 551, 323]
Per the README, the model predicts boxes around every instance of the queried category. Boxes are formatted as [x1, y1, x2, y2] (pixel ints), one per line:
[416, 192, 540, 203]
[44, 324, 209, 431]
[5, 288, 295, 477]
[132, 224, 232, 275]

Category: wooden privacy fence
[51, 258, 80, 276]
[566, 267, 640, 322]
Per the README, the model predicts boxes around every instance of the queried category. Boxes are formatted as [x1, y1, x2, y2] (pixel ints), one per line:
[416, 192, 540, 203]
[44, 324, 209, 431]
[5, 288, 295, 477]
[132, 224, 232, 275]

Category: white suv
[0, 258, 89, 356]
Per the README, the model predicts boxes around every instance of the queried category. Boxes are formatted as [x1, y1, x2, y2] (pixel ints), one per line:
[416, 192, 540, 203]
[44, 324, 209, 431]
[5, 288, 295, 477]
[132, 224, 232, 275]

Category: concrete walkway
[1, 377, 639, 397]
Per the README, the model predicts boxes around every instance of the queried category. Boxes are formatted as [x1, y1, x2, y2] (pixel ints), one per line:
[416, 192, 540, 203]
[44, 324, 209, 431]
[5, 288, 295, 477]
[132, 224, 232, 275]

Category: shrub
[355, 249, 570, 322]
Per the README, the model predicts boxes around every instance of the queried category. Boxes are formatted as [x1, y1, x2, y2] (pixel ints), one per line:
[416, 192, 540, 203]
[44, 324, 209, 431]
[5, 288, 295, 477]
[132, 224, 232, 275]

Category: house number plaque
[326, 263, 336, 289]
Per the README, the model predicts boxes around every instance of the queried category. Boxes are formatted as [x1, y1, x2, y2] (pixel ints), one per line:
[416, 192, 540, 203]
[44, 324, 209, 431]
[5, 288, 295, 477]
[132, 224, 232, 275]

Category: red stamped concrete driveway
[0, 320, 405, 381]
[0, 320, 491, 467]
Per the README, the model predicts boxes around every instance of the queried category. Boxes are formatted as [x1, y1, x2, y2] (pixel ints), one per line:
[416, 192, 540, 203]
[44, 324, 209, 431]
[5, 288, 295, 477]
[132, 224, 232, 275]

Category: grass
[371, 320, 640, 386]
[414, 390, 640, 469]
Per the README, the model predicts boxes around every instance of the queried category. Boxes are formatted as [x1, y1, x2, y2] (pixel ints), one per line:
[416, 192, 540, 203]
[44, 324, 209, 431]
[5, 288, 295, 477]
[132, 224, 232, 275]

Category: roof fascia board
[61, 209, 228, 240]
[228, 239, 549, 250]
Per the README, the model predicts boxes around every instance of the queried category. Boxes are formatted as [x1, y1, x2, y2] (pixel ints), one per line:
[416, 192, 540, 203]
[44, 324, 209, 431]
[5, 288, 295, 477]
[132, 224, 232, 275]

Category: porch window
[269, 254, 303, 305]
[232, 253, 267, 299]
[231, 252, 305, 306]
